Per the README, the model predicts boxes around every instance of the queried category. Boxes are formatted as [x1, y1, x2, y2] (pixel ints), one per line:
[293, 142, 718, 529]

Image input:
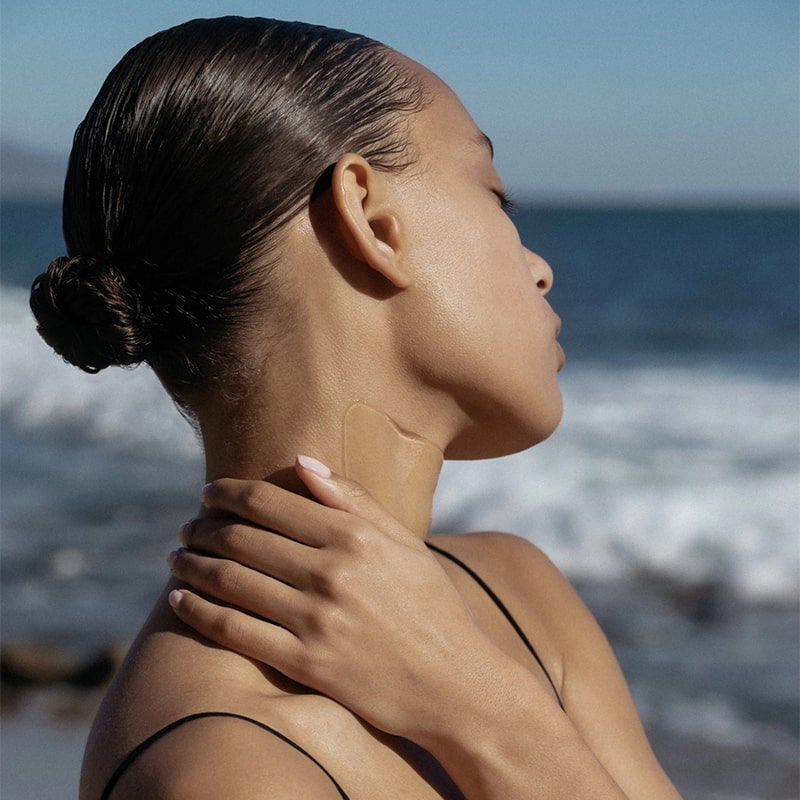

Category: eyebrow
[472, 131, 495, 159]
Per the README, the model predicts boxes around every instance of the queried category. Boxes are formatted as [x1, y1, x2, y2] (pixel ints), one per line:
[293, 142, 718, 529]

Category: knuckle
[308, 564, 336, 596]
[238, 482, 274, 522]
[310, 558, 352, 597]
[343, 480, 370, 502]
[217, 524, 249, 555]
[208, 560, 241, 595]
[305, 603, 342, 639]
[211, 609, 245, 646]
[343, 522, 372, 555]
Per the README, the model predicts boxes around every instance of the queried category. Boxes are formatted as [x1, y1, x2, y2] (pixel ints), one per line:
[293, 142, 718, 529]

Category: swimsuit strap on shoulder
[426, 541, 564, 708]
[100, 711, 351, 800]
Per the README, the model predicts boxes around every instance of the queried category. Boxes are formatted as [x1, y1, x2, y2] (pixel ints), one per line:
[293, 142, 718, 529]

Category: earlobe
[331, 154, 411, 289]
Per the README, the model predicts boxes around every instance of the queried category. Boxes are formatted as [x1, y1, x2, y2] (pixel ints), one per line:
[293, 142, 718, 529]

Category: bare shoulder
[79, 593, 349, 800]
[430, 531, 627, 705]
[429, 530, 617, 660]
[428, 532, 681, 799]
[427, 531, 574, 628]
[428, 530, 555, 571]
[83, 713, 345, 800]
[427, 532, 575, 692]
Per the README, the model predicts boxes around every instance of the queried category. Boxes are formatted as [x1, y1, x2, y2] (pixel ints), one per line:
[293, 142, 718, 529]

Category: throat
[343, 403, 443, 538]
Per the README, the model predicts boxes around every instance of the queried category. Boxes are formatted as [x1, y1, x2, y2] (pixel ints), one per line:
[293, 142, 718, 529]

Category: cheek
[408, 224, 562, 453]
[413, 210, 518, 322]
[408, 217, 542, 374]
[398, 193, 560, 429]
[407, 272, 551, 411]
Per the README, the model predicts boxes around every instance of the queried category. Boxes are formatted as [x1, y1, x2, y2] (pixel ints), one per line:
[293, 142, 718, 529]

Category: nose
[524, 248, 554, 295]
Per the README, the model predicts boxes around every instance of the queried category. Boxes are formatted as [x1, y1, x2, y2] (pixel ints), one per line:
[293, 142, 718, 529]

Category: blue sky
[2, 0, 797, 203]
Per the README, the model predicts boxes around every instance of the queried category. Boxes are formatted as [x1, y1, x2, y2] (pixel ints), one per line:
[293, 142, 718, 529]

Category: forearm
[415, 650, 629, 800]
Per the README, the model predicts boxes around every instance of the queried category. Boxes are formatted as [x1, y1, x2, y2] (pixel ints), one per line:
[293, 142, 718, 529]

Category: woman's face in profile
[392, 62, 564, 458]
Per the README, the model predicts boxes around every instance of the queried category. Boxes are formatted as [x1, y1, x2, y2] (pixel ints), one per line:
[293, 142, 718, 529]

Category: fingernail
[166, 547, 187, 568]
[178, 520, 193, 544]
[296, 454, 331, 478]
[200, 483, 212, 501]
[168, 589, 183, 609]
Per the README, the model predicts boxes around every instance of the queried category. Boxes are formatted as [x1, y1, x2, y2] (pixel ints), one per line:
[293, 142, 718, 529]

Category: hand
[167, 458, 651, 800]
[167, 455, 493, 741]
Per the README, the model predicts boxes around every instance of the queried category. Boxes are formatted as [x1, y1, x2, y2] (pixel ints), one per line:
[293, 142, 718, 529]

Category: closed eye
[494, 189, 517, 217]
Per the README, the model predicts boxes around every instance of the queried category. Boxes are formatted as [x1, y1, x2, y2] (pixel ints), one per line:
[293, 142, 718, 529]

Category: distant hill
[1, 141, 67, 201]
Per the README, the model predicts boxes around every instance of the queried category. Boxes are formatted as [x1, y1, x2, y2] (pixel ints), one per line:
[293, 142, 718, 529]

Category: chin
[444, 396, 564, 461]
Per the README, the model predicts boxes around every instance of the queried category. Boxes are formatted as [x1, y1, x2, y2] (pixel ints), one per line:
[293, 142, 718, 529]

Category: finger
[179, 518, 312, 587]
[295, 454, 415, 544]
[167, 549, 302, 630]
[168, 588, 304, 676]
[199, 479, 334, 547]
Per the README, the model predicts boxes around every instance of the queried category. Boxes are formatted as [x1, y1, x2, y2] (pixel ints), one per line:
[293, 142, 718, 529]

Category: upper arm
[523, 542, 680, 799]
[432, 532, 681, 800]
[106, 715, 345, 800]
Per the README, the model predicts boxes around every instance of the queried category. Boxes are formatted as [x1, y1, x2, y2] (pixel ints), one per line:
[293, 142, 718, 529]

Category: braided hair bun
[30, 255, 151, 374]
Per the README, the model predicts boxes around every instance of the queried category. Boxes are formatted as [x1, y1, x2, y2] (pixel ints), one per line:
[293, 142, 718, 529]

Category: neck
[342, 403, 443, 537]
[200, 400, 443, 539]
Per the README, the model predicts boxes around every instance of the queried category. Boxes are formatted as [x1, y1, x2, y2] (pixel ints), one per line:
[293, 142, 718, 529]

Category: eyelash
[494, 189, 517, 216]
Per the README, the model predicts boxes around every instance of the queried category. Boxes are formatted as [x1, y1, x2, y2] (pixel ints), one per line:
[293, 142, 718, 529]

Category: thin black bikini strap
[426, 541, 564, 709]
[100, 711, 350, 800]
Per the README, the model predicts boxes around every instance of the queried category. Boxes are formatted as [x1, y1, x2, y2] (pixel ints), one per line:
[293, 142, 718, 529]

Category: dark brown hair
[30, 16, 426, 407]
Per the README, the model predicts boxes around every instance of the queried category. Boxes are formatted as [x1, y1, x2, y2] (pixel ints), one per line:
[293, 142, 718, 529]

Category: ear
[330, 153, 411, 289]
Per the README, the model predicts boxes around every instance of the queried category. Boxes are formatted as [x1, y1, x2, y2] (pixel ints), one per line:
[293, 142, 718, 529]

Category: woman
[31, 16, 680, 800]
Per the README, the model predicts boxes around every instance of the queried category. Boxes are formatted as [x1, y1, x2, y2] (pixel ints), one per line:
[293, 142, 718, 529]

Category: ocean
[1, 200, 798, 799]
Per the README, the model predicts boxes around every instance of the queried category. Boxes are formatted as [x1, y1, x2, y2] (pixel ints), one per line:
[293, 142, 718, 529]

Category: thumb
[294, 454, 414, 543]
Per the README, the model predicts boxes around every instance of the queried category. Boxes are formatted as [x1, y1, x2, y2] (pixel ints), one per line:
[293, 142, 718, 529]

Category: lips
[556, 341, 566, 371]
[553, 314, 565, 371]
